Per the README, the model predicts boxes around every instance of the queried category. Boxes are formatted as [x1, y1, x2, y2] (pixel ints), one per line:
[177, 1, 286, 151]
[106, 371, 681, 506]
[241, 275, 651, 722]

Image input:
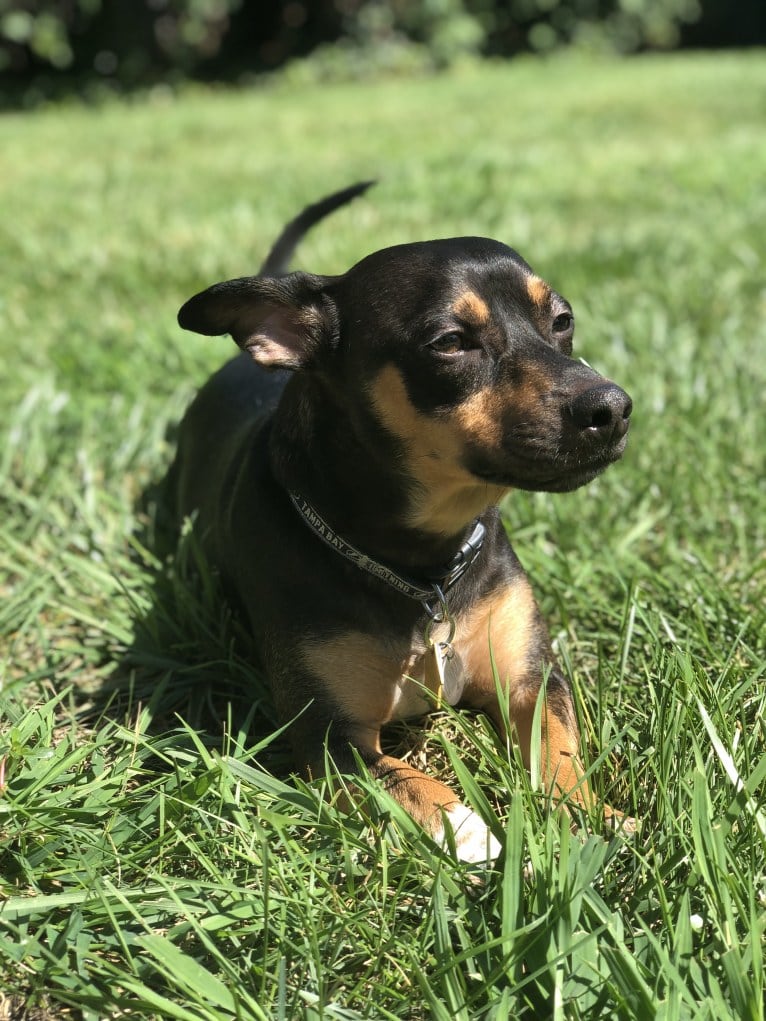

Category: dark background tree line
[1, 0, 764, 105]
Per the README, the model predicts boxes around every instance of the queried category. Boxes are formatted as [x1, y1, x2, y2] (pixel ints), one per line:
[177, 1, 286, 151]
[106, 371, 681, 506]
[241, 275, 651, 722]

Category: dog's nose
[568, 383, 632, 442]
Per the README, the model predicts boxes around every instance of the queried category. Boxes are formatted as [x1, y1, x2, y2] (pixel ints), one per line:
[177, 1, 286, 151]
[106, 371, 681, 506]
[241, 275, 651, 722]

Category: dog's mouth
[472, 432, 629, 493]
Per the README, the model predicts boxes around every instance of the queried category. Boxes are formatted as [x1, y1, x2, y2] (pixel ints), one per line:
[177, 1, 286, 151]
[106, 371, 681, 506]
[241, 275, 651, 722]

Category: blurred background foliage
[1, 0, 764, 104]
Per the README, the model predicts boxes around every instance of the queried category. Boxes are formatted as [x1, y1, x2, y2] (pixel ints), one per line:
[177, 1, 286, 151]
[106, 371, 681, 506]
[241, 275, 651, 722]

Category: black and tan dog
[173, 182, 632, 862]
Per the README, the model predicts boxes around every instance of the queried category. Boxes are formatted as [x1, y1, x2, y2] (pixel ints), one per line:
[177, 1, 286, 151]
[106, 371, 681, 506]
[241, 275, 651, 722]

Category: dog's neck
[269, 376, 496, 569]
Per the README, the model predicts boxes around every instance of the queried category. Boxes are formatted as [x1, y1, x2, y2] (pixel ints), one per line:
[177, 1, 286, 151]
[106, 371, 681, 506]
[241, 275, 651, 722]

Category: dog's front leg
[480, 665, 593, 810]
[363, 745, 502, 863]
[295, 717, 500, 864]
[464, 643, 630, 827]
[289, 631, 502, 862]
[458, 580, 610, 818]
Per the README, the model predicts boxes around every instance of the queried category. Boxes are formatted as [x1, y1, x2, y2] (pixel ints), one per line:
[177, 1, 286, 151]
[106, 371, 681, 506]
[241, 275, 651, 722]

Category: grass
[1, 49, 765, 1019]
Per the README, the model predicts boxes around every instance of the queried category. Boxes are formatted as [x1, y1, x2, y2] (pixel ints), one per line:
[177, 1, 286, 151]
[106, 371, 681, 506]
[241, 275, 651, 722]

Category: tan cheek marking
[369, 365, 508, 534]
[452, 387, 504, 448]
[452, 290, 490, 324]
[526, 275, 550, 307]
[301, 631, 428, 728]
[413, 481, 508, 536]
[511, 362, 555, 419]
[369, 364, 430, 450]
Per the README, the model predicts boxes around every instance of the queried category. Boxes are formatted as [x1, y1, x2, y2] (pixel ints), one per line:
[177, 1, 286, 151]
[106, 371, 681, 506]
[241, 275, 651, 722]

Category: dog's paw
[436, 804, 502, 864]
[604, 807, 638, 836]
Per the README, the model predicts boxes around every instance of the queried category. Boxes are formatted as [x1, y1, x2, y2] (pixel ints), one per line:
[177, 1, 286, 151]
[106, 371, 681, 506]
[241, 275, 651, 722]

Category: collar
[288, 491, 486, 608]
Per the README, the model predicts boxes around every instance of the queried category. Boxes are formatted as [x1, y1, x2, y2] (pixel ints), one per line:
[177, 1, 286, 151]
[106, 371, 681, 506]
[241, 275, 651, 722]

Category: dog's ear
[177, 272, 334, 370]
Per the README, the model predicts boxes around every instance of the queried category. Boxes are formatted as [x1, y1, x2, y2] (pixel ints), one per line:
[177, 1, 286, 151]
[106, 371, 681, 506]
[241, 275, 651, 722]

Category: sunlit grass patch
[1, 50, 765, 1019]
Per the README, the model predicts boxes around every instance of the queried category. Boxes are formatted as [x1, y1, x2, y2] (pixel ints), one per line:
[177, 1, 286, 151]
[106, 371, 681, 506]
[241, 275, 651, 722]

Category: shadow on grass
[80, 460, 295, 776]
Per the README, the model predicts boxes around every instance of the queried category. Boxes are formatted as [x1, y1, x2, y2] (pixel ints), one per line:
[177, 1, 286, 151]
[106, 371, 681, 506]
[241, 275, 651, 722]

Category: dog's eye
[428, 332, 472, 356]
[552, 312, 574, 334]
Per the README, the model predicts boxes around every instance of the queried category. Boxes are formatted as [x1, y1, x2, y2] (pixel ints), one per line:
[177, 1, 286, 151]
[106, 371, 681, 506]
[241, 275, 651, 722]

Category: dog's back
[173, 184, 372, 556]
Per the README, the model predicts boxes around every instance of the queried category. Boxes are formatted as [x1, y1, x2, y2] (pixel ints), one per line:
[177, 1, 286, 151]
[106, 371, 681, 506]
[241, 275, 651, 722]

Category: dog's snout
[569, 383, 632, 441]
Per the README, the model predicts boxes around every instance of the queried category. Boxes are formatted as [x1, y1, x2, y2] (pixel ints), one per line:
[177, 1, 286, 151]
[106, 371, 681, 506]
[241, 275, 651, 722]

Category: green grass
[1, 50, 765, 1020]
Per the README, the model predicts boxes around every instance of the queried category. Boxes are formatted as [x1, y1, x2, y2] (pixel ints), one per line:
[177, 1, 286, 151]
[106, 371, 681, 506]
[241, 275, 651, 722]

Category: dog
[172, 182, 632, 863]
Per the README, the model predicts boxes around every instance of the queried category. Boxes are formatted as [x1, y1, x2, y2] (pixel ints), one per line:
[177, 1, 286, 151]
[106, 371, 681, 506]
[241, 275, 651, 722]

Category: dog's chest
[299, 624, 471, 726]
[298, 576, 538, 727]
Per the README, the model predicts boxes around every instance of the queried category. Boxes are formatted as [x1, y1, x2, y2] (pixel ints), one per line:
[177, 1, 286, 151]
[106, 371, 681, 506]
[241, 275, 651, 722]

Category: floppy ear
[177, 272, 334, 370]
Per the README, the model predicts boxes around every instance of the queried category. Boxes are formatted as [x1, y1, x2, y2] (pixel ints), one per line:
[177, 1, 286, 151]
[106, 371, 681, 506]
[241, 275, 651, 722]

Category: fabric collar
[289, 492, 486, 605]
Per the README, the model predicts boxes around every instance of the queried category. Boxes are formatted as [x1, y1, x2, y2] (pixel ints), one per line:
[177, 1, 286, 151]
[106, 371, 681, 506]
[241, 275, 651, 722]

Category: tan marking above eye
[451, 290, 490, 324]
[368, 365, 508, 534]
[526, 275, 550, 307]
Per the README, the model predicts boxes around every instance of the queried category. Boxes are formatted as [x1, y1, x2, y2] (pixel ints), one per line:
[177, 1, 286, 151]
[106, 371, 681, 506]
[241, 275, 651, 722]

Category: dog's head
[179, 238, 631, 533]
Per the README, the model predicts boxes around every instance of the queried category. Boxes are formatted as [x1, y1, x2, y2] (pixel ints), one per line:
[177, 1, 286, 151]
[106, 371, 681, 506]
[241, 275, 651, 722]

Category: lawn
[1, 50, 765, 1020]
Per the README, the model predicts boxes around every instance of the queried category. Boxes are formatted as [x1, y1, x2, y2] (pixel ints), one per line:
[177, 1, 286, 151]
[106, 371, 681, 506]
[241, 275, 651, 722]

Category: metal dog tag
[424, 641, 446, 701]
[424, 642, 463, 706]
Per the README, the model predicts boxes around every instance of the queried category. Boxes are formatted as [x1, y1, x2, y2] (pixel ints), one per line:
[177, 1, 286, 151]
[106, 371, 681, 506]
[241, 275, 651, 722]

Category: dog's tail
[259, 180, 375, 276]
